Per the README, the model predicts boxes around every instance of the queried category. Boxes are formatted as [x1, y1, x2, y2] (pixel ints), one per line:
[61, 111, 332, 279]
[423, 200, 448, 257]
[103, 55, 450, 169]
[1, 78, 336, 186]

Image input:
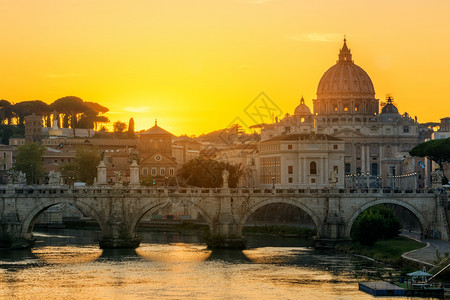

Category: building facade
[261, 39, 427, 188]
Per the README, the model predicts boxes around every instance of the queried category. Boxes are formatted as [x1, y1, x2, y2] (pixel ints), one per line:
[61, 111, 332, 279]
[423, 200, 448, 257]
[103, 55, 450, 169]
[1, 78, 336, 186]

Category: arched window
[310, 161, 317, 175]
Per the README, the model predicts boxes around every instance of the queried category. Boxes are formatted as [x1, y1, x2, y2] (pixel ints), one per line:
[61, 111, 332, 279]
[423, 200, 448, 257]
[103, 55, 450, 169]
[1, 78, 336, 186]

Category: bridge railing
[0, 184, 444, 197]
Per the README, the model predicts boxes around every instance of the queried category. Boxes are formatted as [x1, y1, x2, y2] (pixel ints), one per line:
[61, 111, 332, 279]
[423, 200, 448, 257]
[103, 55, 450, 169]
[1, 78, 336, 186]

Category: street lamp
[366, 171, 370, 188]
[30, 164, 34, 185]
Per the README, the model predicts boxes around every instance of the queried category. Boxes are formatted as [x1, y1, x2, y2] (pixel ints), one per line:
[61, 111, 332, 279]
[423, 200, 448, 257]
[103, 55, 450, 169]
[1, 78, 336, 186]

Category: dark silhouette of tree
[113, 121, 127, 133]
[179, 158, 244, 188]
[60, 147, 100, 185]
[0, 100, 13, 125]
[128, 118, 135, 138]
[11, 100, 49, 126]
[410, 137, 450, 170]
[50, 96, 89, 134]
[351, 204, 401, 246]
[13, 143, 46, 184]
[82, 101, 109, 130]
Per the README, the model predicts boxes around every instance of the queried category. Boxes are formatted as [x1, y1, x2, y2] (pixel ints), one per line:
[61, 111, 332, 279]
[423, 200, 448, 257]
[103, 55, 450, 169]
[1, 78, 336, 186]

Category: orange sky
[1, 0, 450, 136]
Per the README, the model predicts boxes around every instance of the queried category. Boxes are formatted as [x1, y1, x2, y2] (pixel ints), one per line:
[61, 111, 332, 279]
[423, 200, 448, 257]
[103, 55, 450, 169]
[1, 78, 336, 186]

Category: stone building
[138, 121, 177, 185]
[0, 145, 14, 184]
[24, 114, 43, 144]
[259, 133, 344, 188]
[261, 39, 427, 188]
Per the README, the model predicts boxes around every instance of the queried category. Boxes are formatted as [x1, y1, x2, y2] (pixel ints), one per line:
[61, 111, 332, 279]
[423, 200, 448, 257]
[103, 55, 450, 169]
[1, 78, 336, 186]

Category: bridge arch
[130, 197, 215, 235]
[22, 198, 106, 236]
[345, 198, 428, 238]
[238, 198, 323, 237]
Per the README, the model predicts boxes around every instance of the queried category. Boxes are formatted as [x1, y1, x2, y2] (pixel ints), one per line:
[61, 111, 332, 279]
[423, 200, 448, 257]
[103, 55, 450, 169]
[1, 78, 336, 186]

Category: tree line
[0, 96, 109, 132]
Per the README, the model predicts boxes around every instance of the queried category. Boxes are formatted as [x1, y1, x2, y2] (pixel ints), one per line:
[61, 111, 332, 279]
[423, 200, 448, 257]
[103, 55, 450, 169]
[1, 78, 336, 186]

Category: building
[0, 145, 14, 184]
[261, 39, 426, 188]
[259, 133, 344, 188]
[138, 121, 177, 185]
[24, 114, 43, 144]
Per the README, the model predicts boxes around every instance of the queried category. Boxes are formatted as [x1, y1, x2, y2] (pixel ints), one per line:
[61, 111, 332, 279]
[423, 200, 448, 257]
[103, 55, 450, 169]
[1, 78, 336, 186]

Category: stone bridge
[0, 185, 448, 249]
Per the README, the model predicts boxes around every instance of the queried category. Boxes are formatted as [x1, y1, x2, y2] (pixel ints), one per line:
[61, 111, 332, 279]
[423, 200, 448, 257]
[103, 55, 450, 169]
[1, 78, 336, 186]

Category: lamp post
[272, 176, 275, 189]
[366, 171, 370, 189]
[30, 164, 34, 185]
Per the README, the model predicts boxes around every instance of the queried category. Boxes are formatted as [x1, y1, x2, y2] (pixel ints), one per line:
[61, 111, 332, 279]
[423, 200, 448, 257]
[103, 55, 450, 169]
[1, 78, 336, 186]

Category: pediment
[333, 128, 365, 138]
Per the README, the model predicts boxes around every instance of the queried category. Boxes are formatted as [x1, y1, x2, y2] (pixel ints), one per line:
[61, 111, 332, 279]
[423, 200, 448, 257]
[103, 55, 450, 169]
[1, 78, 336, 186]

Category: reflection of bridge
[1, 186, 449, 249]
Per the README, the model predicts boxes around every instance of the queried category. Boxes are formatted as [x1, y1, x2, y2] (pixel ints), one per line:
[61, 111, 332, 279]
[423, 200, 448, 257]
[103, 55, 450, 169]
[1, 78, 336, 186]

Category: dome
[381, 104, 399, 114]
[316, 39, 375, 99]
[380, 96, 399, 115]
[294, 97, 312, 116]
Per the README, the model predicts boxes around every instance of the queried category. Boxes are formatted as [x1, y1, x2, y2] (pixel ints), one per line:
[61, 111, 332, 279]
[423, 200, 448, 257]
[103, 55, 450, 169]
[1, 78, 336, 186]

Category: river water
[0, 229, 431, 299]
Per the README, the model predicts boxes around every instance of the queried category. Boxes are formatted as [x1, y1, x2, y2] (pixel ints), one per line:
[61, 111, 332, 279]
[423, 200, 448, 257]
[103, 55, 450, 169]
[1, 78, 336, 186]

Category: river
[0, 228, 433, 299]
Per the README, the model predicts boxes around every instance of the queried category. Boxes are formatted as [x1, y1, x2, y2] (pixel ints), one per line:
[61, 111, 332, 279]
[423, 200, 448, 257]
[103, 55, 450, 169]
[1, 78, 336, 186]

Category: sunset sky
[1, 0, 450, 135]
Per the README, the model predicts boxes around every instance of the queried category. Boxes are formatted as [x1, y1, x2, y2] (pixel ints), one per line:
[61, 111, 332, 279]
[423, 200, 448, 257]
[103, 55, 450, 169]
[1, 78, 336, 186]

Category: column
[366, 145, 370, 175]
[361, 144, 365, 173]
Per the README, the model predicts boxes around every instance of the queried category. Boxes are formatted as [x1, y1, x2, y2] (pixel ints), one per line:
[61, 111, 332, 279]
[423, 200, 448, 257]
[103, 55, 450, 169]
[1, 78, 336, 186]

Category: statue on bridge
[47, 171, 62, 186]
[329, 169, 338, 188]
[431, 169, 444, 189]
[6, 170, 26, 185]
[222, 169, 229, 188]
[114, 170, 123, 187]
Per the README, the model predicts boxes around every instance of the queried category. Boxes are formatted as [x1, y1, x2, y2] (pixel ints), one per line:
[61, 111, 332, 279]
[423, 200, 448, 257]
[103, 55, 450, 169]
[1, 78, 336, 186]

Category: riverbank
[337, 236, 426, 270]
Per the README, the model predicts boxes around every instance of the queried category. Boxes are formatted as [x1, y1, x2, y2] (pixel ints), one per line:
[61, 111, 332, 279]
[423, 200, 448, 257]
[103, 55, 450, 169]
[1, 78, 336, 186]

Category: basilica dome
[294, 97, 312, 116]
[316, 39, 375, 100]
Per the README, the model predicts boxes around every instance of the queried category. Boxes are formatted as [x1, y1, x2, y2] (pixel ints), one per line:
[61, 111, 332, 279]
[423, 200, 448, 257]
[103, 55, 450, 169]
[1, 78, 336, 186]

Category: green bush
[351, 205, 401, 246]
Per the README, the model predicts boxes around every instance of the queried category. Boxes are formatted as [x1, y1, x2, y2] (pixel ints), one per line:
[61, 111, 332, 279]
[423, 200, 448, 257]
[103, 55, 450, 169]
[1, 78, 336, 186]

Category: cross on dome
[338, 38, 352, 63]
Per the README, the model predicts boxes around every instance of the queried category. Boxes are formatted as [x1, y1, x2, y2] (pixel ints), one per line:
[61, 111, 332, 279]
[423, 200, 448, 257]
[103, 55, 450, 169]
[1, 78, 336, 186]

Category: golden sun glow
[1, 0, 450, 135]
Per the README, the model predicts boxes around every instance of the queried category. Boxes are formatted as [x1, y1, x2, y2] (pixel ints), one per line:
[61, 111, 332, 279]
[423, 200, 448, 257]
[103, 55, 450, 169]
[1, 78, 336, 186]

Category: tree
[13, 143, 46, 184]
[140, 175, 155, 186]
[410, 137, 450, 170]
[179, 158, 243, 188]
[113, 121, 127, 133]
[60, 147, 100, 185]
[128, 118, 135, 138]
[351, 204, 401, 246]
[11, 100, 49, 126]
[51, 96, 91, 135]
[0, 100, 13, 125]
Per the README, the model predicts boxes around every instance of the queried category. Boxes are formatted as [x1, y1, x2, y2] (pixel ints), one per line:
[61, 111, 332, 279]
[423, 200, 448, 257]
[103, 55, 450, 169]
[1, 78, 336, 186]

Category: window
[151, 168, 157, 176]
[169, 168, 174, 176]
[288, 144, 292, 150]
[311, 178, 316, 183]
[142, 168, 148, 176]
[345, 163, 351, 174]
[370, 163, 378, 176]
[288, 166, 293, 175]
[288, 178, 293, 183]
[403, 126, 409, 133]
[333, 145, 338, 150]
[310, 161, 317, 175]
[160, 168, 165, 176]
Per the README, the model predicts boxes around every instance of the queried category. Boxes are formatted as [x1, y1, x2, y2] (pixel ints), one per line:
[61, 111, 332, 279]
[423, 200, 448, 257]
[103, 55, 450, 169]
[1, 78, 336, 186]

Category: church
[260, 39, 428, 189]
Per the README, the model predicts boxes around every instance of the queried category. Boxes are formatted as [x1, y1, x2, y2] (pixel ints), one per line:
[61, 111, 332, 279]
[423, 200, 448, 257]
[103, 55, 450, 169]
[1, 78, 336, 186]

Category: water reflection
[136, 243, 211, 262]
[31, 246, 102, 264]
[0, 229, 420, 300]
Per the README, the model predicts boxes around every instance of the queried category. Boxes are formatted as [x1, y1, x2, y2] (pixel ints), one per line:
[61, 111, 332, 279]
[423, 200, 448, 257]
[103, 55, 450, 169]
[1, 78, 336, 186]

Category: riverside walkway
[402, 231, 450, 267]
